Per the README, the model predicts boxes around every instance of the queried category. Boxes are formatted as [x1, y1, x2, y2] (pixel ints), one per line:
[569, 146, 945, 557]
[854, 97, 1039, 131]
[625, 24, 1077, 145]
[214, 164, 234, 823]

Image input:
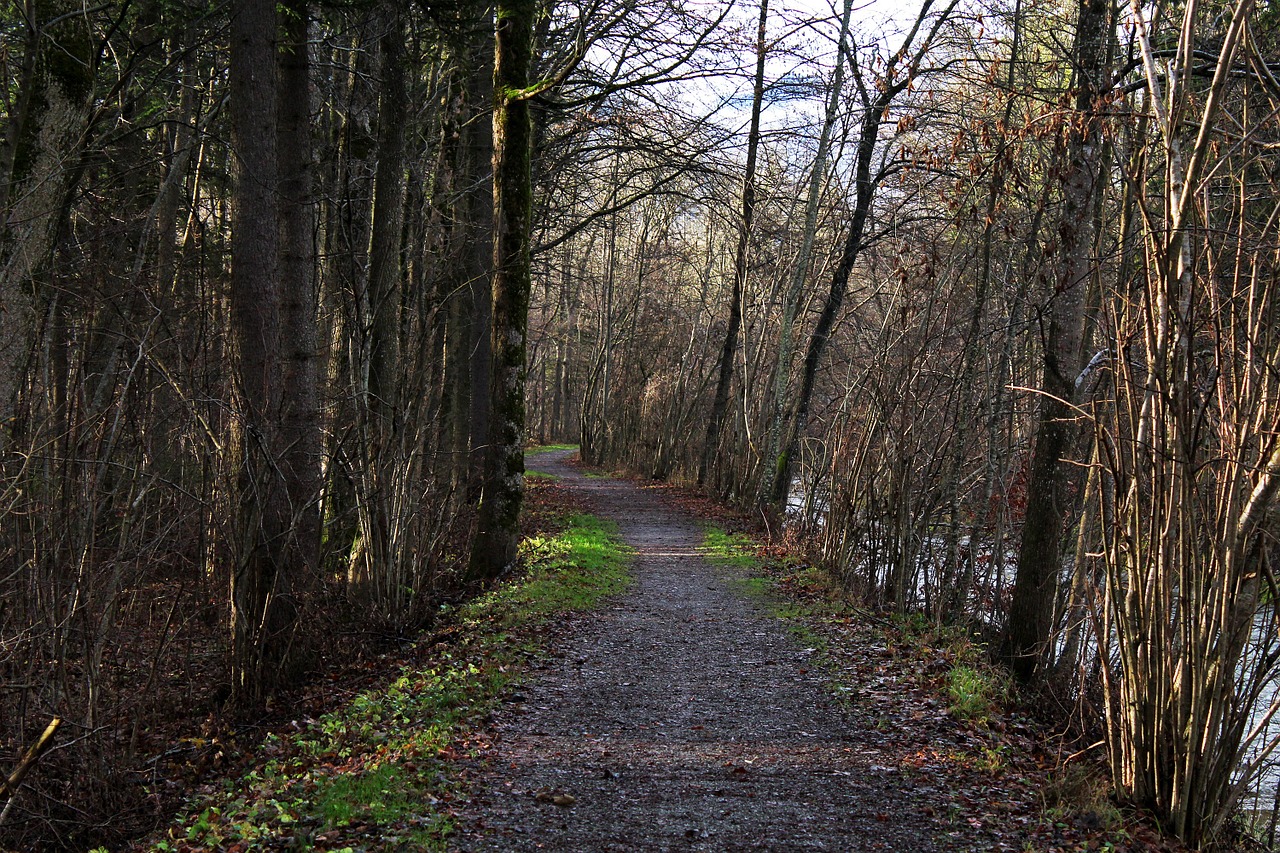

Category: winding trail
[454, 450, 965, 851]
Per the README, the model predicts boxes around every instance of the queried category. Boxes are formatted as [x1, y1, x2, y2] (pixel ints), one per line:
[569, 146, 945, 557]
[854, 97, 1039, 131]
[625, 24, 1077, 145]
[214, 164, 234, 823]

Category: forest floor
[133, 448, 1193, 853]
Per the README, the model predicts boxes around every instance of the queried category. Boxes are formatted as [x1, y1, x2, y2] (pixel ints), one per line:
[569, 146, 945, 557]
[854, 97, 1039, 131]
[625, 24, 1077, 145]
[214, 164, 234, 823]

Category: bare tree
[767, 0, 961, 510]
[700, 0, 769, 489]
[1002, 0, 1111, 681]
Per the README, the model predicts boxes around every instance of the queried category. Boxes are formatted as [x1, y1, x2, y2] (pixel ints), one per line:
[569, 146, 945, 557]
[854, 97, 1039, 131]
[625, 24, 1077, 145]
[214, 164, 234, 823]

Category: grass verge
[152, 513, 629, 852]
[524, 443, 578, 456]
[700, 528, 762, 572]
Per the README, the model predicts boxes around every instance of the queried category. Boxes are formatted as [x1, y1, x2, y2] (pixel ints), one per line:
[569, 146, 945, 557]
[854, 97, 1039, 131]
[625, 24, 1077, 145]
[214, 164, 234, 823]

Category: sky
[690, 0, 934, 140]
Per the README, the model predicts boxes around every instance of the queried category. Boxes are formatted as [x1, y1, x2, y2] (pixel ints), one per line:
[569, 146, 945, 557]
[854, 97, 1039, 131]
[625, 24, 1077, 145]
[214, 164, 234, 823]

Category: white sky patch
[567, 0, 957, 184]
[679, 0, 935, 156]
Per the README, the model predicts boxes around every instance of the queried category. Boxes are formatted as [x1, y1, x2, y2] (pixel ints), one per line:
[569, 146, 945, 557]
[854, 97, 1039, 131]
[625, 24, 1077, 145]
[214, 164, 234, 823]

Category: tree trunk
[766, 0, 958, 509]
[352, 2, 409, 605]
[429, 8, 494, 493]
[760, 0, 853, 511]
[468, 0, 536, 582]
[277, 0, 322, 583]
[229, 0, 295, 704]
[699, 0, 768, 488]
[0, 2, 95, 438]
[366, 4, 407, 422]
[766, 81, 898, 508]
[1003, 0, 1110, 681]
[465, 26, 497, 492]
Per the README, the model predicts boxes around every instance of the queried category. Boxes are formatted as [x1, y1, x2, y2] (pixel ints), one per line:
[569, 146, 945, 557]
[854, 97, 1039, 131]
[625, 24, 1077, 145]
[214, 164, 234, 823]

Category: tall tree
[760, 0, 854, 510]
[468, 0, 536, 582]
[228, 0, 295, 703]
[699, 0, 769, 488]
[278, 0, 322, 581]
[0, 1, 95, 439]
[435, 5, 494, 494]
[1002, 0, 1111, 681]
[767, 0, 959, 510]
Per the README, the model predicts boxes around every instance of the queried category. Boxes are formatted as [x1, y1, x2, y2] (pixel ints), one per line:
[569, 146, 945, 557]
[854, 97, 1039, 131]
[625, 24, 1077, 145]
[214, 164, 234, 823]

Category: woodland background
[1, 0, 1279, 848]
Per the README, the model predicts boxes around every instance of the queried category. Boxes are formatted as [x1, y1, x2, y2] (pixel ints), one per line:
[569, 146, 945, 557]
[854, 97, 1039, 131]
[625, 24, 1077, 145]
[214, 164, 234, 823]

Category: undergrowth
[151, 513, 629, 852]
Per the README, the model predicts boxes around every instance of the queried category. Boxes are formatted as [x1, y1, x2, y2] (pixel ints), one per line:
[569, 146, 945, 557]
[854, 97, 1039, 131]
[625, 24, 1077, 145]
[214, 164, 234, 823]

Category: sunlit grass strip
[159, 514, 629, 852]
[700, 527, 762, 571]
[524, 442, 578, 455]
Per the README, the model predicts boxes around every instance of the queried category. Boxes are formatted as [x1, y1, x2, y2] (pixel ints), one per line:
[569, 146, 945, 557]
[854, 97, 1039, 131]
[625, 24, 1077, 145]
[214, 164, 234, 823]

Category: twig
[0, 717, 62, 827]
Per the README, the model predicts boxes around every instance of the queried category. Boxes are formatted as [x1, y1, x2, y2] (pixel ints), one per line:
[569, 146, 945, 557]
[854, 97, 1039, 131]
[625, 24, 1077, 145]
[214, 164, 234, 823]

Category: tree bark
[1003, 0, 1110, 681]
[699, 0, 768, 488]
[229, 0, 295, 704]
[434, 7, 494, 493]
[366, 4, 407, 422]
[468, 0, 536, 582]
[0, 2, 95, 438]
[277, 0, 322, 583]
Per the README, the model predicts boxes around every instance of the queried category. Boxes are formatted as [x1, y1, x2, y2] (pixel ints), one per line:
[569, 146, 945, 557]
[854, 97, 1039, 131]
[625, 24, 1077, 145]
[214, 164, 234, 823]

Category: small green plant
[947, 664, 997, 722]
[979, 744, 1008, 774]
[896, 611, 932, 637]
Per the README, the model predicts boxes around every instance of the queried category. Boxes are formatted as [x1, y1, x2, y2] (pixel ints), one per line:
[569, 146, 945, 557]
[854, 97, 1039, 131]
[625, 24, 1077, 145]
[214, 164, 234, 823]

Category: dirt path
[453, 451, 977, 851]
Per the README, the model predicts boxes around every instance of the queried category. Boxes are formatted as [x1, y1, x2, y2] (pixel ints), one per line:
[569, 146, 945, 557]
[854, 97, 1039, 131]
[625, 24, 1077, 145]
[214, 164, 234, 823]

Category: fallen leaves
[533, 787, 576, 806]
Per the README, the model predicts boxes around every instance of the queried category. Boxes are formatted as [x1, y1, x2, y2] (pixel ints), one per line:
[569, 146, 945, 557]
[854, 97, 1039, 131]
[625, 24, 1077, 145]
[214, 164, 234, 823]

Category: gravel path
[453, 450, 954, 851]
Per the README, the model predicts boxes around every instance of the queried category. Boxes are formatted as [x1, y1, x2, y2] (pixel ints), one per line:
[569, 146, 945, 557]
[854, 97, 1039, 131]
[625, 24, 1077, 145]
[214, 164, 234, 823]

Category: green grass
[525, 443, 577, 455]
[524, 470, 559, 480]
[946, 665, 997, 722]
[472, 514, 631, 618]
[162, 513, 630, 852]
[701, 528, 762, 571]
[702, 528, 775, 606]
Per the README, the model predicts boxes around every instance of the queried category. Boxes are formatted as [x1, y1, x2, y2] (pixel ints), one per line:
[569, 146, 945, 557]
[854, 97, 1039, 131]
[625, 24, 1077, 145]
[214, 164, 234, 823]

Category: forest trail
[454, 450, 993, 851]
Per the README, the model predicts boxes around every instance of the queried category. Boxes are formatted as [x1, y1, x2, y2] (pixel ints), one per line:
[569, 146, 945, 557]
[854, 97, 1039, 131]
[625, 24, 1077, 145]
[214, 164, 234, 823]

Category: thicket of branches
[2, 0, 1279, 848]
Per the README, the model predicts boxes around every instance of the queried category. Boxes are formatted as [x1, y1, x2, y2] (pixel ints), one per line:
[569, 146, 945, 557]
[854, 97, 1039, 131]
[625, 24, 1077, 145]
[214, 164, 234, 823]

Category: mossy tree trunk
[468, 0, 536, 583]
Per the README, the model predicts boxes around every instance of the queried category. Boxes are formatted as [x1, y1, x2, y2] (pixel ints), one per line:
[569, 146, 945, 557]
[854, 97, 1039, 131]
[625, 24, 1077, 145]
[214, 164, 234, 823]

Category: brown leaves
[533, 787, 576, 806]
